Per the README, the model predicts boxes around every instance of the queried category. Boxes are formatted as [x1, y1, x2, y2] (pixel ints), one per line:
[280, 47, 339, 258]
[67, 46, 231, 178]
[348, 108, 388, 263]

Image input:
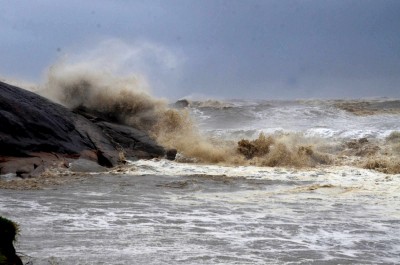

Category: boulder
[172, 99, 190, 109]
[166, 149, 178, 160]
[68, 158, 109, 173]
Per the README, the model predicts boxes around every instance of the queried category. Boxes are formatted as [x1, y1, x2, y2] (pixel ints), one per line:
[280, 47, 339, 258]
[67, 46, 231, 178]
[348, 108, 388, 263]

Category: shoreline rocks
[0, 216, 23, 265]
[0, 81, 174, 178]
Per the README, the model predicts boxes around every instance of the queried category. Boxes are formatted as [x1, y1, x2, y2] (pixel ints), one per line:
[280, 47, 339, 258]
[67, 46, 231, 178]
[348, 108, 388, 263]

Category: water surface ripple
[1, 170, 399, 264]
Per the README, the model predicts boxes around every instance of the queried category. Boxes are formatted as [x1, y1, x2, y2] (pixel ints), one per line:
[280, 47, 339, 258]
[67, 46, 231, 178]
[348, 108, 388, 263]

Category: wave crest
[34, 59, 400, 173]
[39, 61, 236, 163]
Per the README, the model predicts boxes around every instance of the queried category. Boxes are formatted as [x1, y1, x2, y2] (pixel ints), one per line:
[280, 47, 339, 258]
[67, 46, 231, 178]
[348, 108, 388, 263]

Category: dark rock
[173, 99, 190, 109]
[29, 164, 45, 178]
[0, 82, 96, 156]
[95, 121, 165, 159]
[73, 105, 119, 123]
[15, 165, 33, 176]
[19, 173, 31, 179]
[0, 81, 168, 176]
[69, 158, 108, 173]
[0, 216, 23, 265]
[358, 137, 368, 144]
[166, 149, 177, 160]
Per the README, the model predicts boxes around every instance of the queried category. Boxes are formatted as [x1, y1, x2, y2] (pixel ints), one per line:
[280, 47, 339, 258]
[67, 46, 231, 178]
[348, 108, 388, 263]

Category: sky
[1, 0, 400, 100]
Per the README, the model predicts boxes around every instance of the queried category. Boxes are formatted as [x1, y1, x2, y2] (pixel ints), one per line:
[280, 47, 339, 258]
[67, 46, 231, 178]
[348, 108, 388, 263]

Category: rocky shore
[0, 81, 175, 179]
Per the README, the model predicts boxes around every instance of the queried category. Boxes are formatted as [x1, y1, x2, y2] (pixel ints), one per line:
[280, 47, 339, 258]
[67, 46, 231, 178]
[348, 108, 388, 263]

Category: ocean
[1, 98, 400, 264]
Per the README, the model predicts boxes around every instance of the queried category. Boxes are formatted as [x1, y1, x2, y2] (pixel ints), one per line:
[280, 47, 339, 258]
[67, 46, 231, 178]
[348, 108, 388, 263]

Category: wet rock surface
[0, 216, 23, 265]
[95, 121, 165, 159]
[0, 81, 169, 178]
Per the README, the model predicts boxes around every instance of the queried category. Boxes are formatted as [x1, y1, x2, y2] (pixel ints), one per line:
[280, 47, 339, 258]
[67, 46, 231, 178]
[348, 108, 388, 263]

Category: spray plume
[30, 40, 400, 172]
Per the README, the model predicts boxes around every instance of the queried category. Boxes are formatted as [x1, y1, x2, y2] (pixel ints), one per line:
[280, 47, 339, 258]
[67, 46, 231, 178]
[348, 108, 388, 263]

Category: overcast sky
[1, 0, 399, 100]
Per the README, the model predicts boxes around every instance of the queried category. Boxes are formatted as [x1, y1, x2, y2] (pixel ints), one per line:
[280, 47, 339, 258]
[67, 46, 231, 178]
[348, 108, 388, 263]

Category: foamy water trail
[124, 159, 400, 196]
[1, 160, 399, 264]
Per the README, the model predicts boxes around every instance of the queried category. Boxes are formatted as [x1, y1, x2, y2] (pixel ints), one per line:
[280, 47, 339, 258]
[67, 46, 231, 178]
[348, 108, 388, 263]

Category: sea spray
[38, 61, 237, 164]
[25, 56, 400, 172]
[151, 108, 234, 163]
[37, 63, 400, 172]
[41, 65, 337, 168]
[42, 62, 162, 130]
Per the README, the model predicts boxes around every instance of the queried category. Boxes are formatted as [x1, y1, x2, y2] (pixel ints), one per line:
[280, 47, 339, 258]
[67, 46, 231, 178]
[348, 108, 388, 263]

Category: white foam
[190, 100, 400, 142]
[123, 159, 400, 197]
[2, 160, 399, 264]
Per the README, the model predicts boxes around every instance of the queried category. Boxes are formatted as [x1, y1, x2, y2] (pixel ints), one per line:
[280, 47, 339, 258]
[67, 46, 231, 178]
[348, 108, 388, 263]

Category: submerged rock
[172, 99, 190, 109]
[0, 81, 170, 177]
[165, 149, 177, 161]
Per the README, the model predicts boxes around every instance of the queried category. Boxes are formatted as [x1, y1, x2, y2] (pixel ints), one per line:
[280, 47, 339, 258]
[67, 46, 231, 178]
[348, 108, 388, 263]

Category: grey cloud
[0, 0, 399, 99]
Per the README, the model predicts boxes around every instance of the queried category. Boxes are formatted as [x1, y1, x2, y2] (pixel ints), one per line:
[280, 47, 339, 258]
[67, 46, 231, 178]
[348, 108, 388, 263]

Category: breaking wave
[30, 55, 400, 173]
[37, 61, 235, 164]
[42, 62, 164, 131]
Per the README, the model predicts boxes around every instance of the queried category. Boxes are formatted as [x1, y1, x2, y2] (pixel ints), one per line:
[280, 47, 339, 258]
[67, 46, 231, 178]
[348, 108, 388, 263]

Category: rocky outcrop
[172, 99, 190, 109]
[96, 121, 165, 159]
[0, 81, 172, 178]
[0, 216, 23, 265]
[0, 82, 98, 157]
[72, 106, 167, 159]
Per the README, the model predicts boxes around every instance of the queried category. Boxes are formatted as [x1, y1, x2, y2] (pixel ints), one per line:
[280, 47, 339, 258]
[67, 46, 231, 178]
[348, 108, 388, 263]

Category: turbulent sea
[1, 99, 400, 264]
